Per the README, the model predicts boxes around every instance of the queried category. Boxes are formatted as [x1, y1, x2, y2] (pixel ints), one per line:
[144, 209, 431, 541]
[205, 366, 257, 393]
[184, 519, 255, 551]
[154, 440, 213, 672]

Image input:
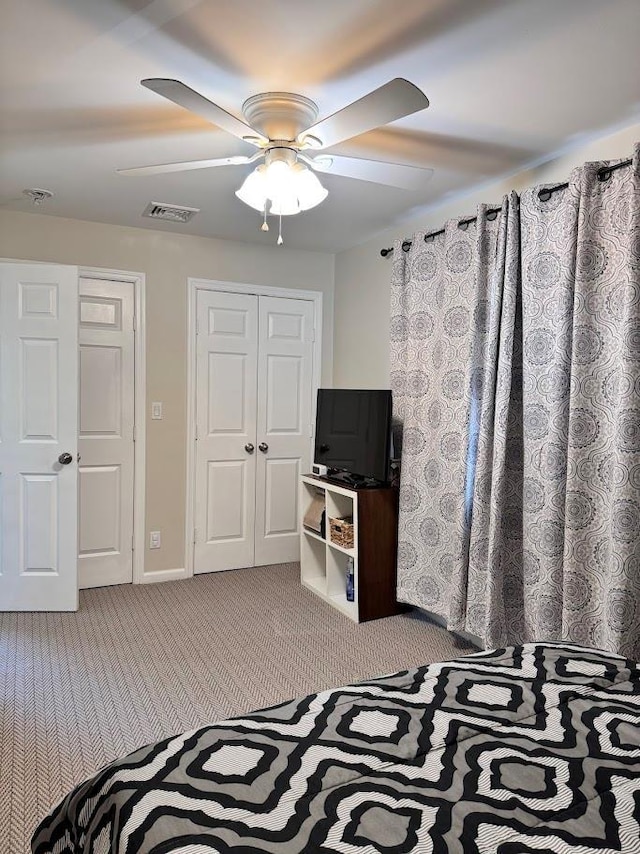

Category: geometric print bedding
[32, 643, 640, 853]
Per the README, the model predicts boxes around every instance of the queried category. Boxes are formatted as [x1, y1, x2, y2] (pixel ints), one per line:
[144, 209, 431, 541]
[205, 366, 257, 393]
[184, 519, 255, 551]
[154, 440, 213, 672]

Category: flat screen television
[314, 389, 392, 484]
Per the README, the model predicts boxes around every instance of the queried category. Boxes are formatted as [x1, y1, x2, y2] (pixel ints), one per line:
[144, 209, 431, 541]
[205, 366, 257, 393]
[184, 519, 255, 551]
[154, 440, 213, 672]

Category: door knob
[245, 443, 255, 454]
[258, 442, 269, 453]
[58, 452, 73, 465]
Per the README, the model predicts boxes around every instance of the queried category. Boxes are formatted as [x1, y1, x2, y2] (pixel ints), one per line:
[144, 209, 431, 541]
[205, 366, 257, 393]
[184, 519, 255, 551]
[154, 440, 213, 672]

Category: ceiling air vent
[142, 201, 200, 223]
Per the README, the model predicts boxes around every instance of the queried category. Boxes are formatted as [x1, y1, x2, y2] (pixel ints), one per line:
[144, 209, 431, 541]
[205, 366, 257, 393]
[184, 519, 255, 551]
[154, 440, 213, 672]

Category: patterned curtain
[390, 207, 505, 624]
[463, 193, 523, 643]
[514, 147, 639, 657]
[392, 145, 640, 659]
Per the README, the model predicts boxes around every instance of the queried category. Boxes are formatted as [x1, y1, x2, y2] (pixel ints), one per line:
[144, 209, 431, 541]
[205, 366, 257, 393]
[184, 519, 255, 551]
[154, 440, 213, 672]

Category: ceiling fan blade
[298, 79, 428, 150]
[141, 79, 267, 144]
[117, 153, 260, 176]
[305, 154, 433, 190]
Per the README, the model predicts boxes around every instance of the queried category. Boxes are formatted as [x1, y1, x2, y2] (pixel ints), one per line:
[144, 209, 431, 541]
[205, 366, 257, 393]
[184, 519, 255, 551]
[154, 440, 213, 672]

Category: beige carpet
[1, 562, 473, 853]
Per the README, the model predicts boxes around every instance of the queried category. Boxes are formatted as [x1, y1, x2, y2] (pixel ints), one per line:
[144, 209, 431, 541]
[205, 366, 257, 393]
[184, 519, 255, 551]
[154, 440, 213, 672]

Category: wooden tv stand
[299, 475, 403, 623]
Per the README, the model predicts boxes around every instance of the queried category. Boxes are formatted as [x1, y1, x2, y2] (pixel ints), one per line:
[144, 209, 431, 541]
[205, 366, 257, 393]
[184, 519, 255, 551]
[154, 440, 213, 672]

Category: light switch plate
[149, 531, 161, 549]
[151, 402, 163, 420]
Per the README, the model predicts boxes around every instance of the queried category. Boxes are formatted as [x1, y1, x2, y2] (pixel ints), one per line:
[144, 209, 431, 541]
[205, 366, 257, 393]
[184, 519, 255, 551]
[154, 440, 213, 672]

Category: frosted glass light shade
[265, 160, 297, 199]
[235, 165, 268, 211]
[295, 167, 328, 211]
[270, 195, 301, 216]
[235, 161, 327, 216]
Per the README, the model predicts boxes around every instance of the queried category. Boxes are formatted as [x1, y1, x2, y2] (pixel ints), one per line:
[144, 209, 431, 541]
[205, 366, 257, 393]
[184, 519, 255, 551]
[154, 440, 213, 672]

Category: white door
[193, 289, 316, 574]
[194, 290, 258, 573]
[0, 262, 79, 611]
[255, 297, 314, 565]
[78, 278, 135, 588]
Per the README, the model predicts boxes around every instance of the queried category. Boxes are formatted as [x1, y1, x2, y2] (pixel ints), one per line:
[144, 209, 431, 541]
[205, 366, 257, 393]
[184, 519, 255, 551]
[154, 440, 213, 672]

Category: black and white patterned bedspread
[32, 643, 640, 853]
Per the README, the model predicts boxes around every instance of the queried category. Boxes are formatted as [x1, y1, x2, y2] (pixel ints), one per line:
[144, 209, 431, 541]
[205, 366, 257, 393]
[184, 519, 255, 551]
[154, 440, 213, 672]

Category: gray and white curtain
[390, 206, 505, 624]
[392, 144, 640, 658]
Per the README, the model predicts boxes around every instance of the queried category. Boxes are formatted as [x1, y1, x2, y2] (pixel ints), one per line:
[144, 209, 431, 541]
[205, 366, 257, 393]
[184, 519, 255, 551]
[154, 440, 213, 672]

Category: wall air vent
[142, 201, 200, 223]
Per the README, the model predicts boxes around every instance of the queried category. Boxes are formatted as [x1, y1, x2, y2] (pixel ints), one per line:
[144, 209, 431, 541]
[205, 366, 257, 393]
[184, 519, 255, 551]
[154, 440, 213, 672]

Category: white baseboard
[140, 567, 187, 584]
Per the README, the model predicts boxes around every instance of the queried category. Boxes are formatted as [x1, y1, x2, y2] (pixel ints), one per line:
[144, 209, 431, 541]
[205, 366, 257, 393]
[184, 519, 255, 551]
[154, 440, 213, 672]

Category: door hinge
[133, 424, 137, 442]
[310, 327, 316, 342]
[133, 313, 137, 332]
[193, 527, 197, 544]
[131, 536, 135, 552]
[195, 424, 198, 441]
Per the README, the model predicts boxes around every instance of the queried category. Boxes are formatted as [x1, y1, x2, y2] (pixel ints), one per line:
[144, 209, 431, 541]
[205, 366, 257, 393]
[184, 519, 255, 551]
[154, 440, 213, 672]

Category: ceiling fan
[119, 78, 431, 243]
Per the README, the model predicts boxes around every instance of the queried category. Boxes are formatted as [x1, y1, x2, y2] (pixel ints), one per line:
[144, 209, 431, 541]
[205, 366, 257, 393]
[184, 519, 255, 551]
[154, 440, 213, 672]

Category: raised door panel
[79, 346, 122, 437]
[206, 460, 246, 542]
[20, 338, 58, 441]
[208, 306, 247, 337]
[19, 282, 58, 319]
[265, 355, 302, 435]
[207, 353, 247, 435]
[267, 311, 303, 341]
[78, 466, 120, 557]
[263, 458, 300, 537]
[20, 474, 58, 574]
[80, 295, 122, 329]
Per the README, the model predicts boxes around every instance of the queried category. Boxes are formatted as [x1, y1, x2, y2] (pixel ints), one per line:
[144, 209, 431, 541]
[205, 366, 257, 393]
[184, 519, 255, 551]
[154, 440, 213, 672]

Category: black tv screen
[314, 389, 392, 483]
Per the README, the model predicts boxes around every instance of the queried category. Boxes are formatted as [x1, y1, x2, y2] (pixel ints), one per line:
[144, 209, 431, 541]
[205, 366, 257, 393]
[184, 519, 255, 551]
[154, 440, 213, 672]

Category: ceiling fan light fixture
[236, 156, 328, 220]
[127, 77, 431, 243]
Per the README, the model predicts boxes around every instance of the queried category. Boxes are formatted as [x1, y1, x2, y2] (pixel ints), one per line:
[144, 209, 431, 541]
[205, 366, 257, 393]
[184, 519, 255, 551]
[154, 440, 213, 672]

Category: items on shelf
[329, 516, 354, 549]
[346, 556, 354, 602]
[303, 490, 326, 538]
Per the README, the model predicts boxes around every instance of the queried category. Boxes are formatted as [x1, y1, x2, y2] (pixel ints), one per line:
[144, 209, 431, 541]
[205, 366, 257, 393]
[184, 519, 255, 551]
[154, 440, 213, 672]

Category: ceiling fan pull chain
[277, 214, 284, 246]
[261, 203, 269, 232]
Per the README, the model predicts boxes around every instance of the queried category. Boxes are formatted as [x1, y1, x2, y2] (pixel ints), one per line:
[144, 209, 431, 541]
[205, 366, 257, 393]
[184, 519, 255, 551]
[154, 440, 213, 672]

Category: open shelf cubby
[299, 474, 402, 623]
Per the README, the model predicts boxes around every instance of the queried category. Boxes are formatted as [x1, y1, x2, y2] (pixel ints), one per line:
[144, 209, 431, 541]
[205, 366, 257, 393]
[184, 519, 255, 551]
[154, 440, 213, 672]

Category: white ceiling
[1, 0, 639, 252]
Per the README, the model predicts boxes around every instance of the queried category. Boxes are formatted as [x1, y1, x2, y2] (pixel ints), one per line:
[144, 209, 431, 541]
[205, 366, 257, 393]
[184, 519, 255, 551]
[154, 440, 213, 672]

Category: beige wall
[0, 211, 334, 573]
[2, 122, 636, 573]
[333, 122, 640, 388]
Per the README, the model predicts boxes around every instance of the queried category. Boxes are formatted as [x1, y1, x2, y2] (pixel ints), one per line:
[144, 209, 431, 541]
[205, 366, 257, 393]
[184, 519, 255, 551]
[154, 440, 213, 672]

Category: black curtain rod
[380, 157, 633, 258]
[380, 206, 502, 257]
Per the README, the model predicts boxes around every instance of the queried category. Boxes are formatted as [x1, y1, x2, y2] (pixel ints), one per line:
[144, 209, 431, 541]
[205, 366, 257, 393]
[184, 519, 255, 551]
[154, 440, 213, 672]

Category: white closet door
[255, 297, 314, 566]
[194, 290, 258, 573]
[0, 262, 79, 611]
[78, 278, 135, 589]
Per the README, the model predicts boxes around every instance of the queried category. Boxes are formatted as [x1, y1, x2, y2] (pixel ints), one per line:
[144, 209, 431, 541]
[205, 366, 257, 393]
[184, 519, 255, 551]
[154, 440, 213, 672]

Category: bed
[32, 642, 640, 853]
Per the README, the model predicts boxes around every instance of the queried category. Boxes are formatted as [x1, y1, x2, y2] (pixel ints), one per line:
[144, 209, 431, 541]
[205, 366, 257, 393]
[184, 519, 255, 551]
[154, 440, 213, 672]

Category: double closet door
[194, 290, 315, 573]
